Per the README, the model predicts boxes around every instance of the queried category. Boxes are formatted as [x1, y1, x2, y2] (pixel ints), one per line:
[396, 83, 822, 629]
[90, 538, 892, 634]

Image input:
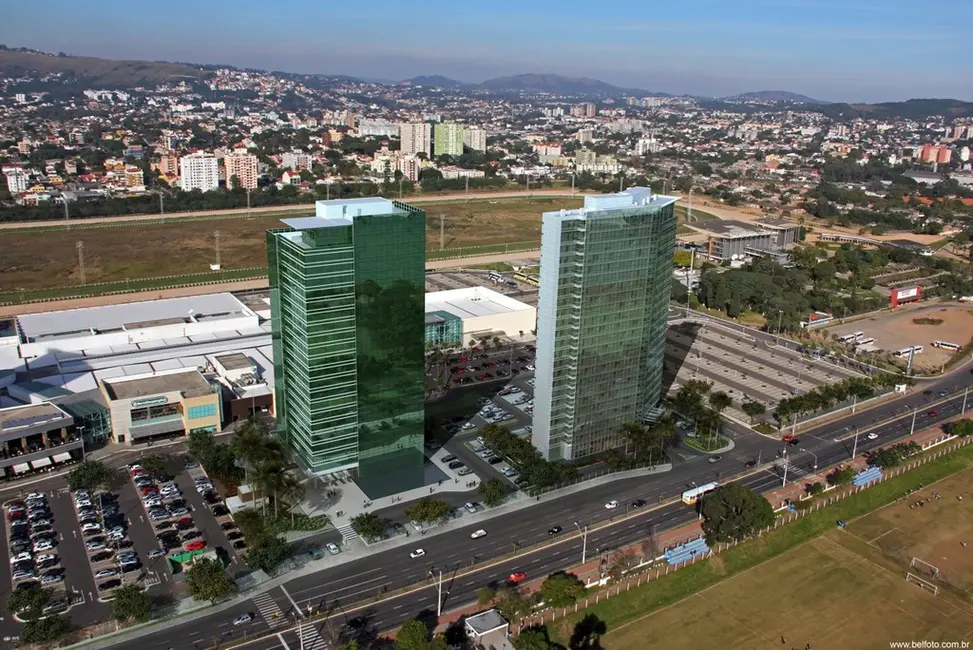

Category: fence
[513, 435, 973, 634]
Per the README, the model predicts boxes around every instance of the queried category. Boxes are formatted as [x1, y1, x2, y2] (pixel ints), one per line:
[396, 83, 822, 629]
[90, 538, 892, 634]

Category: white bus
[932, 341, 961, 351]
[487, 271, 505, 284]
[893, 345, 924, 358]
[854, 337, 875, 347]
[838, 331, 865, 344]
[682, 482, 719, 505]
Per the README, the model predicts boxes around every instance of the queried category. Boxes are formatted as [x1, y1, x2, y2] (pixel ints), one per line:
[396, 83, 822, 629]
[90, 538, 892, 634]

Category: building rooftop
[465, 609, 509, 636]
[755, 217, 797, 229]
[18, 293, 251, 342]
[280, 197, 410, 231]
[0, 402, 71, 432]
[545, 188, 679, 223]
[102, 368, 213, 401]
[692, 219, 770, 238]
[425, 287, 533, 320]
[214, 352, 253, 371]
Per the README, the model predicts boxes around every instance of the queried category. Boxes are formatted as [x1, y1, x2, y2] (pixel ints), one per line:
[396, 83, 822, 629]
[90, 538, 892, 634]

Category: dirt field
[830, 303, 973, 370]
[0, 197, 580, 292]
[603, 470, 973, 649]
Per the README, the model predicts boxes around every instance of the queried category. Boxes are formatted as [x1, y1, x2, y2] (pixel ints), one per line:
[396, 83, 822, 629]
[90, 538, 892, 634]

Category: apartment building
[179, 152, 220, 192]
[399, 122, 432, 156]
[464, 126, 487, 152]
[281, 150, 312, 171]
[223, 151, 259, 189]
[433, 122, 466, 157]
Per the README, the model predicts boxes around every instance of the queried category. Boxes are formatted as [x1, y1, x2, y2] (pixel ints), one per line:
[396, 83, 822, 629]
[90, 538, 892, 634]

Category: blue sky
[1, 0, 970, 102]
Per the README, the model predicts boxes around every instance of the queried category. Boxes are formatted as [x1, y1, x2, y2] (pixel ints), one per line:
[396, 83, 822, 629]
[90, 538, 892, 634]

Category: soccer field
[601, 469, 973, 650]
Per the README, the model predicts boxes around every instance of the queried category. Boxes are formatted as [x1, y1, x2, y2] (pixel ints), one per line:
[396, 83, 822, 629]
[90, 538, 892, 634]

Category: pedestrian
[781, 636, 786, 645]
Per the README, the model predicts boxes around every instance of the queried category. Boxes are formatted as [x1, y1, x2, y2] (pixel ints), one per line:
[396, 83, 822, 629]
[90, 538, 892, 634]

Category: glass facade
[533, 189, 678, 461]
[268, 199, 427, 496]
[424, 310, 464, 347]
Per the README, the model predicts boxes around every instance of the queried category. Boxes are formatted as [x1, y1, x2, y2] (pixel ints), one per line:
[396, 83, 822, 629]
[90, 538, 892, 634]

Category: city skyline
[0, 0, 970, 103]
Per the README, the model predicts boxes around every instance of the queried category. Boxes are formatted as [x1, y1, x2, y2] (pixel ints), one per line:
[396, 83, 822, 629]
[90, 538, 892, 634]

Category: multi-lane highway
[107, 352, 973, 650]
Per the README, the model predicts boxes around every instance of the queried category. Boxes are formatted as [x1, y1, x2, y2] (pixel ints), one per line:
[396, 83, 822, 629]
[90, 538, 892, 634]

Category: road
[106, 358, 973, 649]
[0, 190, 587, 231]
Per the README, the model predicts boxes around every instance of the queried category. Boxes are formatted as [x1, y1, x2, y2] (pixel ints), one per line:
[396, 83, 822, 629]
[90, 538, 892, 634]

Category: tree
[138, 453, 179, 479]
[21, 615, 70, 645]
[492, 587, 537, 622]
[351, 512, 388, 540]
[539, 572, 586, 608]
[66, 459, 113, 491]
[477, 586, 496, 606]
[606, 548, 639, 581]
[7, 584, 52, 620]
[230, 420, 267, 484]
[741, 400, 766, 424]
[569, 614, 607, 650]
[111, 584, 152, 624]
[185, 557, 236, 604]
[699, 483, 774, 544]
[827, 465, 856, 486]
[245, 535, 292, 573]
[396, 619, 431, 650]
[708, 391, 732, 414]
[404, 497, 450, 524]
[478, 478, 509, 507]
[234, 507, 270, 545]
[806, 482, 825, 496]
[515, 626, 558, 650]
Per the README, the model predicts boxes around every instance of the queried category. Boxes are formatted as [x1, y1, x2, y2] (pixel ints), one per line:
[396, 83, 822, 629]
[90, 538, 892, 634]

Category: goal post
[906, 573, 940, 595]
[910, 557, 941, 579]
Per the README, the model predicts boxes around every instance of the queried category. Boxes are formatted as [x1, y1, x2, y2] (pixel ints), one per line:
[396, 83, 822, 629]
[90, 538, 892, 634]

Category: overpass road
[109, 355, 973, 650]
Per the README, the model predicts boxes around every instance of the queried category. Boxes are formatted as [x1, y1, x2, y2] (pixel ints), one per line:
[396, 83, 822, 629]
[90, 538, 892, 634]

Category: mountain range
[2, 46, 972, 118]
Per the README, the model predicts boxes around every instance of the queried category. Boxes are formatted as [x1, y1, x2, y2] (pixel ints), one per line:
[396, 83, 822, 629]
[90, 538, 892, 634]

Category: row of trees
[774, 373, 906, 424]
[481, 424, 578, 488]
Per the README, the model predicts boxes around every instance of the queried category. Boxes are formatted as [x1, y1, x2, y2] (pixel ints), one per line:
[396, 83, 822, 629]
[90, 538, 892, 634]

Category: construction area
[664, 321, 860, 425]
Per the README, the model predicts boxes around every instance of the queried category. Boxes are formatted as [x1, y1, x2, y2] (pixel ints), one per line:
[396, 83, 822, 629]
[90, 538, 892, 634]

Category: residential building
[179, 152, 220, 192]
[124, 166, 144, 188]
[576, 129, 594, 144]
[464, 126, 487, 152]
[532, 142, 562, 157]
[2, 166, 28, 194]
[532, 188, 678, 461]
[937, 148, 952, 165]
[399, 122, 432, 156]
[267, 198, 427, 496]
[153, 153, 179, 177]
[358, 118, 400, 138]
[439, 166, 485, 180]
[281, 150, 313, 171]
[433, 122, 466, 157]
[224, 151, 259, 189]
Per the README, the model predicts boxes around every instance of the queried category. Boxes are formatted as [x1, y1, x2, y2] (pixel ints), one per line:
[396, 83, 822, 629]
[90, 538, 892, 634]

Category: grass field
[546, 445, 973, 650]
[0, 197, 579, 293]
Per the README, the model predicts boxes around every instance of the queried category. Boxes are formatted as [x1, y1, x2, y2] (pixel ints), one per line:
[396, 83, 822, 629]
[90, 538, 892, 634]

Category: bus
[932, 341, 961, 351]
[514, 271, 539, 287]
[487, 271, 505, 284]
[854, 337, 875, 347]
[838, 331, 865, 344]
[893, 345, 924, 358]
[682, 482, 719, 505]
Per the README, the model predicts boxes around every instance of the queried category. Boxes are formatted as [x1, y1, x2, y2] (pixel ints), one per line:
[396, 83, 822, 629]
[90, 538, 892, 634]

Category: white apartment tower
[464, 126, 488, 152]
[179, 152, 220, 192]
[399, 122, 432, 156]
[2, 167, 28, 195]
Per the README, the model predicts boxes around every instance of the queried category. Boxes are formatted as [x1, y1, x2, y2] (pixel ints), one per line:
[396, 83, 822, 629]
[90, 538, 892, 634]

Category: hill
[0, 46, 208, 87]
[728, 90, 824, 104]
[816, 98, 973, 120]
[475, 73, 663, 97]
[400, 75, 471, 89]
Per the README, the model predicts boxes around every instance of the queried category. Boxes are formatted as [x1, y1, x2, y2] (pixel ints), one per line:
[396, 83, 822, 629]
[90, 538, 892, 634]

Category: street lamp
[805, 448, 818, 471]
[574, 521, 588, 564]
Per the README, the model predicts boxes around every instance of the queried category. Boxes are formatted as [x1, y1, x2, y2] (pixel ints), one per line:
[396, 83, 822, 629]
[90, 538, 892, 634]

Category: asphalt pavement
[104, 362, 973, 650]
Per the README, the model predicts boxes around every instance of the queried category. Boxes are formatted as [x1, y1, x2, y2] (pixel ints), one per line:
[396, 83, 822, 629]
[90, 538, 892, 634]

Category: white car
[605, 500, 619, 510]
[233, 613, 253, 626]
[326, 543, 341, 555]
[10, 551, 33, 565]
[867, 433, 879, 440]
[409, 548, 426, 559]
[32, 540, 54, 552]
[34, 553, 57, 565]
[75, 499, 93, 508]
[81, 522, 102, 532]
[470, 529, 487, 539]
[148, 549, 166, 560]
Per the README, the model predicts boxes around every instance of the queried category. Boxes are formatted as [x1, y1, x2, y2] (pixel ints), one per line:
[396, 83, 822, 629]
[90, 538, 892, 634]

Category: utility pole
[781, 450, 789, 487]
[574, 522, 588, 564]
[465, 175, 469, 201]
[326, 182, 330, 201]
[852, 428, 859, 459]
[76, 241, 86, 286]
[687, 187, 693, 223]
[526, 174, 531, 193]
[63, 199, 70, 222]
[776, 310, 783, 343]
[436, 569, 444, 616]
[963, 386, 969, 415]
[439, 214, 445, 251]
[571, 173, 576, 194]
[619, 175, 624, 192]
[246, 187, 251, 218]
[398, 177, 403, 199]
[686, 248, 695, 309]
[909, 408, 917, 436]
[159, 193, 164, 219]
[214, 230, 221, 269]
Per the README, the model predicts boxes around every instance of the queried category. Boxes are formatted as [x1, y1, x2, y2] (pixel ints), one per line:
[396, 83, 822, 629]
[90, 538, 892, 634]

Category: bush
[827, 465, 856, 486]
[806, 482, 825, 496]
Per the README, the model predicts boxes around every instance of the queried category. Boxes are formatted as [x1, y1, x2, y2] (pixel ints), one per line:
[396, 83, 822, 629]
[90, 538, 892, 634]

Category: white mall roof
[425, 287, 533, 320]
[18, 293, 252, 342]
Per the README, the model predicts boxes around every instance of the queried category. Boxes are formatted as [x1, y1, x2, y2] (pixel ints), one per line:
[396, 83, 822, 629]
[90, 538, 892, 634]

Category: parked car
[86, 540, 107, 551]
[94, 568, 119, 579]
[326, 543, 341, 555]
[9, 551, 33, 565]
[185, 540, 206, 552]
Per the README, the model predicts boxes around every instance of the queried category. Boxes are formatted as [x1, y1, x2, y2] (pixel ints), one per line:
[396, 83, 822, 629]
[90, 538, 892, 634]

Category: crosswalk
[336, 523, 359, 542]
[297, 622, 328, 650]
[252, 591, 283, 625]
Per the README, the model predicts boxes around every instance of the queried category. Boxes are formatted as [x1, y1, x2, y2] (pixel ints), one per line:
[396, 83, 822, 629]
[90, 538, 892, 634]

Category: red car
[508, 572, 527, 584]
[928, 410, 938, 417]
[185, 540, 206, 552]
[781, 434, 796, 442]
[459, 356, 469, 362]
[140, 487, 159, 495]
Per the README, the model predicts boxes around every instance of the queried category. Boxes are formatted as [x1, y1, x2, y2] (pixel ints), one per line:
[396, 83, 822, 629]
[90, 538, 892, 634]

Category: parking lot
[425, 268, 540, 307]
[664, 322, 860, 424]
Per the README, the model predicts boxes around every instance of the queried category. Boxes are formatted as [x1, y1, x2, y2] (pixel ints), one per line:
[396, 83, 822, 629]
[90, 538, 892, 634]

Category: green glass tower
[267, 198, 426, 496]
[532, 188, 678, 461]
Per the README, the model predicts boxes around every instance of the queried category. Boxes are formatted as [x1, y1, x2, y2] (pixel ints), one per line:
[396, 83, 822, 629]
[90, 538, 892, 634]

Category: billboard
[890, 286, 921, 307]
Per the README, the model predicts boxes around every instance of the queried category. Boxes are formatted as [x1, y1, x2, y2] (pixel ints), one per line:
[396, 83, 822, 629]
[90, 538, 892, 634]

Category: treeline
[775, 374, 906, 424]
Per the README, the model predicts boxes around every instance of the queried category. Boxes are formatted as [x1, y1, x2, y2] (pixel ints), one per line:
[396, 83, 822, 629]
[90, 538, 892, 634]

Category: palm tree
[229, 420, 265, 485]
[279, 474, 306, 527]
